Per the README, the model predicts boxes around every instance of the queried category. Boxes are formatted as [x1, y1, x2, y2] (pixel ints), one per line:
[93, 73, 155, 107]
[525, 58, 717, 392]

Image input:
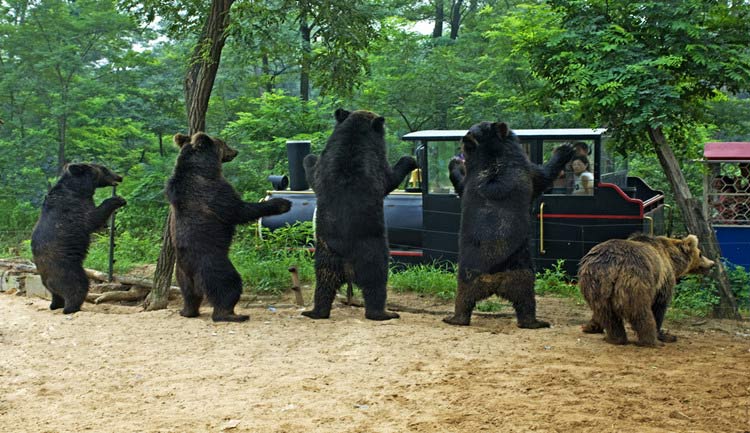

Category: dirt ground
[1, 288, 750, 433]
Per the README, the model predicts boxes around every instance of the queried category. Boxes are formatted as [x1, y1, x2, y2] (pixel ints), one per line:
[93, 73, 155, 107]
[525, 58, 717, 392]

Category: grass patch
[534, 259, 583, 303]
[388, 262, 456, 300]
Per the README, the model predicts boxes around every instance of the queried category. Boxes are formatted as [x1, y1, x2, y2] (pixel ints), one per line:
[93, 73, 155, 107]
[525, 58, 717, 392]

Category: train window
[542, 140, 595, 195]
[600, 142, 629, 189]
[427, 141, 459, 194]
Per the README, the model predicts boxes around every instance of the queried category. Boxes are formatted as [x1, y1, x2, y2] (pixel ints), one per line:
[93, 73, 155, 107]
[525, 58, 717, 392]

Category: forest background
[1, 0, 749, 315]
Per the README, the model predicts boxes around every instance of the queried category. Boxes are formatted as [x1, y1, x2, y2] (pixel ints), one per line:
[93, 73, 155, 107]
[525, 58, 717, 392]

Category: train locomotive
[261, 128, 667, 276]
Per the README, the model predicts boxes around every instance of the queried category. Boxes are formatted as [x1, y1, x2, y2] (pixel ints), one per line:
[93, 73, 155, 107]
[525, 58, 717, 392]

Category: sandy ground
[1, 289, 750, 433]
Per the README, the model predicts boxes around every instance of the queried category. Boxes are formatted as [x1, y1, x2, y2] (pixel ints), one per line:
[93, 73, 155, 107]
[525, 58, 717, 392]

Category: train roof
[704, 142, 750, 161]
[401, 128, 608, 141]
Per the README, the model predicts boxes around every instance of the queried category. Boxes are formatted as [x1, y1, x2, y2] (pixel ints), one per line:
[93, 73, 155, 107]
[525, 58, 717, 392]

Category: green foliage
[669, 275, 720, 319]
[388, 263, 456, 300]
[230, 223, 315, 295]
[510, 0, 750, 151]
[534, 259, 581, 301]
[85, 230, 162, 274]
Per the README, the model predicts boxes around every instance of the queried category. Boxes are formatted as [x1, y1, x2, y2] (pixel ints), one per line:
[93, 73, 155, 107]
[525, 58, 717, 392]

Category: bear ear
[492, 122, 510, 139]
[334, 108, 351, 123]
[682, 234, 699, 250]
[461, 133, 478, 154]
[65, 163, 88, 176]
[372, 116, 385, 133]
[173, 133, 191, 148]
[190, 132, 212, 150]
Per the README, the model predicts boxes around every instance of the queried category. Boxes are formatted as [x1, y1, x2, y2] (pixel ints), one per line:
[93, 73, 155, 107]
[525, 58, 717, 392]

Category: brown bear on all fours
[31, 163, 127, 314]
[445, 122, 575, 328]
[578, 234, 715, 347]
[166, 132, 291, 322]
[302, 109, 417, 320]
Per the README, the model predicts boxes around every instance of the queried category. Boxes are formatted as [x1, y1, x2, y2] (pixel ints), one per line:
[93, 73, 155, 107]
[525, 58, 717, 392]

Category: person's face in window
[572, 159, 588, 174]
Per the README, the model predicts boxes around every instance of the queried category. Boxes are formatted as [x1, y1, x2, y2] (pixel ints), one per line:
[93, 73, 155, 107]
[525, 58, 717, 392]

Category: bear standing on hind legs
[444, 122, 575, 328]
[302, 109, 417, 320]
[579, 234, 715, 347]
[31, 163, 127, 314]
[167, 132, 291, 322]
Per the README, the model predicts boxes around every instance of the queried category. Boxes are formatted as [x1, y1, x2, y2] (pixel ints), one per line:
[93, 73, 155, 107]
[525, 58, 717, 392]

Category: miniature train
[261, 128, 667, 275]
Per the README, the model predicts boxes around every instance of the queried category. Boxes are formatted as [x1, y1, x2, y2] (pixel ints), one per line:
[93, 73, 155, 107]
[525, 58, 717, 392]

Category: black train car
[262, 129, 667, 275]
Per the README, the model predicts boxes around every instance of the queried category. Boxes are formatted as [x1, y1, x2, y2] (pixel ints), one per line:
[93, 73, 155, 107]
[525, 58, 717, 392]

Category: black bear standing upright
[31, 163, 127, 314]
[166, 132, 291, 322]
[302, 109, 417, 320]
[445, 122, 575, 328]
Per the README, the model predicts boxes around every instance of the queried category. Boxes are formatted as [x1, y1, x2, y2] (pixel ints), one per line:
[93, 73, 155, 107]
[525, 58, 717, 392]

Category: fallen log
[94, 286, 149, 304]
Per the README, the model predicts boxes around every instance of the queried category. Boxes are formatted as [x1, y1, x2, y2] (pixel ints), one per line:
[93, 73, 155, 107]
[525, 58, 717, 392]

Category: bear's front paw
[267, 198, 292, 214]
[107, 196, 127, 208]
[555, 143, 576, 161]
[449, 158, 465, 172]
[398, 156, 418, 171]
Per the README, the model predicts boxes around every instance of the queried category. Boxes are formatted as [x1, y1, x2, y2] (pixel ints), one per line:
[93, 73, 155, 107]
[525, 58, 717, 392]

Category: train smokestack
[286, 140, 311, 191]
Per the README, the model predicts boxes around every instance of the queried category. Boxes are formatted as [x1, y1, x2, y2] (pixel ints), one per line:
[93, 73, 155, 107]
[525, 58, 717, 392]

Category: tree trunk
[144, 212, 175, 311]
[299, 18, 311, 101]
[148, 0, 235, 311]
[647, 126, 740, 319]
[433, 0, 444, 38]
[262, 52, 272, 94]
[449, 0, 463, 40]
[57, 113, 66, 173]
[184, 0, 235, 133]
[158, 132, 164, 157]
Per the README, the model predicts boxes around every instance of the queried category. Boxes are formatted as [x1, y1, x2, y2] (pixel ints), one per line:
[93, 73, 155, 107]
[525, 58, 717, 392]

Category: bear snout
[696, 255, 715, 273]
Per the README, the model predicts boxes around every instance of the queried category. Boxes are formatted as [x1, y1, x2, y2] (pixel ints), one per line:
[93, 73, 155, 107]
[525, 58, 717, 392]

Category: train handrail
[539, 202, 546, 255]
[644, 216, 654, 236]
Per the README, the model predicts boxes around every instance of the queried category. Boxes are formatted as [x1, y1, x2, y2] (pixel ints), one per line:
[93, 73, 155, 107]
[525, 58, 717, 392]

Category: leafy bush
[670, 275, 720, 319]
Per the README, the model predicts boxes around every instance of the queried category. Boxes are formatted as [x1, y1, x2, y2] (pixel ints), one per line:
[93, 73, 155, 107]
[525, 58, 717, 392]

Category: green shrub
[534, 259, 582, 301]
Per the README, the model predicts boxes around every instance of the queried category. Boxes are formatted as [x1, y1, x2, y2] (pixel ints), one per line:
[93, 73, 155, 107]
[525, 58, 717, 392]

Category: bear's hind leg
[202, 261, 248, 322]
[176, 263, 202, 318]
[499, 269, 550, 329]
[652, 292, 677, 343]
[61, 269, 88, 314]
[600, 308, 628, 345]
[354, 251, 398, 321]
[49, 293, 65, 310]
[302, 248, 345, 320]
[444, 271, 493, 326]
[629, 307, 661, 347]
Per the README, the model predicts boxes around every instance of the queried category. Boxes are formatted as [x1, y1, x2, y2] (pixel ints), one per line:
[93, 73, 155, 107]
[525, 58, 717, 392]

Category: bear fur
[579, 234, 715, 346]
[302, 109, 417, 320]
[166, 132, 291, 322]
[31, 163, 127, 314]
[444, 122, 575, 328]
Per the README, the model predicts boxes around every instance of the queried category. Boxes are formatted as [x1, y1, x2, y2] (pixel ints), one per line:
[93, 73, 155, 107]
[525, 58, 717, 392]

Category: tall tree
[123, 0, 236, 310]
[512, 0, 750, 318]
[2, 0, 141, 173]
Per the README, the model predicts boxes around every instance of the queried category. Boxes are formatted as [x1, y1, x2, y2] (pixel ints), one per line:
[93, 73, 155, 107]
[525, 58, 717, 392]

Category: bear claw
[443, 315, 471, 326]
[365, 310, 400, 321]
[301, 310, 330, 320]
[212, 313, 250, 322]
[517, 319, 551, 329]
